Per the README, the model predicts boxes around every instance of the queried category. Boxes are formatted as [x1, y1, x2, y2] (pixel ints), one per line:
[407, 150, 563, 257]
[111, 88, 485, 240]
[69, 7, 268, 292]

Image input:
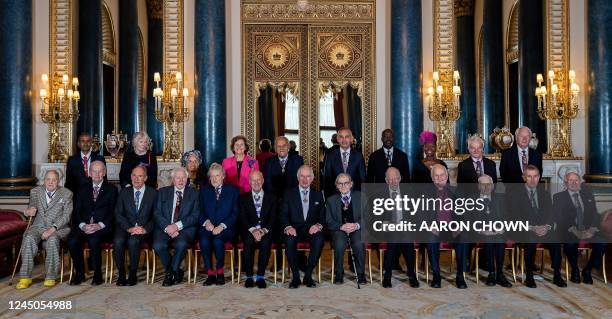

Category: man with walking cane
[14, 170, 73, 289]
[326, 173, 366, 286]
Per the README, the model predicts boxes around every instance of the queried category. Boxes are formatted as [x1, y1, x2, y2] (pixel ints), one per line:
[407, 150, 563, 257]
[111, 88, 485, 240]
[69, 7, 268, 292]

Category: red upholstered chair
[192, 241, 234, 284]
[564, 241, 607, 284]
[0, 209, 28, 277]
[281, 242, 321, 284]
[473, 241, 517, 284]
[236, 242, 280, 284]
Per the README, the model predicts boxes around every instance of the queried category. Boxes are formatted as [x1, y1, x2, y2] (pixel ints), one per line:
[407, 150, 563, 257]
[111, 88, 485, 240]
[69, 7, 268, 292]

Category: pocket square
[315, 201, 319, 205]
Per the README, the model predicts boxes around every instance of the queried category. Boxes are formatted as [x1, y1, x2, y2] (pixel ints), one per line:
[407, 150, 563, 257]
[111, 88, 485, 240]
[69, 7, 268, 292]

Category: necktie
[342, 195, 350, 209]
[521, 150, 528, 171]
[215, 187, 221, 200]
[475, 160, 483, 176]
[173, 190, 182, 223]
[386, 150, 392, 166]
[47, 191, 54, 202]
[135, 190, 141, 211]
[529, 189, 537, 209]
[254, 193, 262, 218]
[83, 156, 89, 177]
[573, 193, 584, 231]
[93, 185, 100, 202]
[280, 157, 287, 173]
[342, 151, 349, 172]
[301, 189, 309, 220]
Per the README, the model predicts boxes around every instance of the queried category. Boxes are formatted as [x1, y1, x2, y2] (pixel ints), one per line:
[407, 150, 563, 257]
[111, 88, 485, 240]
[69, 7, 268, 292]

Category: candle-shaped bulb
[58, 88, 65, 97]
[433, 71, 439, 81]
[436, 85, 443, 95]
[73, 91, 80, 100]
[571, 82, 579, 93]
[154, 72, 161, 82]
[182, 88, 189, 97]
[453, 85, 461, 95]
[551, 84, 559, 94]
[62, 74, 69, 84]
[67, 89, 73, 99]
[175, 72, 182, 81]
[541, 86, 547, 95]
[41, 74, 49, 83]
[40, 88, 47, 98]
[427, 87, 434, 96]
[548, 69, 555, 80]
[535, 87, 540, 96]
[72, 77, 79, 87]
[536, 73, 543, 84]
[453, 70, 460, 80]
[171, 88, 178, 97]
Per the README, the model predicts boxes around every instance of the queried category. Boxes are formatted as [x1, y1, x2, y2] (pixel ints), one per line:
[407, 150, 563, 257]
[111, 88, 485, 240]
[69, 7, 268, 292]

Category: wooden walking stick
[9, 215, 33, 285]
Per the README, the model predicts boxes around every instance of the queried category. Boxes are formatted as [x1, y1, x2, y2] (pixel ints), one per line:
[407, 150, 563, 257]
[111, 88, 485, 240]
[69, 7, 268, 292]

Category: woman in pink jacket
[221, 135, 259, 194]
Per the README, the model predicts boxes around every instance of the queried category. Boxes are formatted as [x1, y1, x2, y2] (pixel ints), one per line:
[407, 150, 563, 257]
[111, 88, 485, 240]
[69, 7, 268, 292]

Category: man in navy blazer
[553, 171, 607, 284]
[281, 165, 325, 288]
[199, 163, 239, 286]
[65, 132, 105, 195]
[113, 165, 158, 286]
[366, 129, 410, 183]
[153, 167, 200, 286]
[264, 136, 304, 200]
[67, 161, 117, 286]
[500, 127, 542, 183]
[457, 135, 497, 185]
[322, 128, 366, 198]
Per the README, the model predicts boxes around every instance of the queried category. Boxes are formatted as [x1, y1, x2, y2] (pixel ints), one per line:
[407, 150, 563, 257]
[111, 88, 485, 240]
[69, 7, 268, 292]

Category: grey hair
[89, 160, 106, 173]
[564, 171, 582, 182]
[467, 135, 485, 148]
[515, 126, 532, 138]
[275, 136, 289, 145]
[429, 164, 448, 179]
[207, 163, 225, 178]
[478, 174, 493, 183]
[44, 169, 60, 180]
[249, 169, 263, 179]
[335, 173, 353, 184]
[170, 166, 188, 179]
[384, 166, 401, 180]
[296, 164, 314, 178]
[132, 131, 152, 147]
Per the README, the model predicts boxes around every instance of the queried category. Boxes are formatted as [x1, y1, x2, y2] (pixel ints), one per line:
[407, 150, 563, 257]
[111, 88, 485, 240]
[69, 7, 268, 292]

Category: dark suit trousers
[524, 243, 562, 273]
[153, 230, 193, 273]
[427, 242, 468, 276]
[199, 229, 234, 271]
[484, 243, 506, 275]
[67, 227, 112, 276]
[332, 230, 365, 277]
[243, 231, 272, 277]
[113, 231, 148, 275]
[383, 243, 416, 279]
[564, 242, 607, 271]
[285, 229, 324, 279]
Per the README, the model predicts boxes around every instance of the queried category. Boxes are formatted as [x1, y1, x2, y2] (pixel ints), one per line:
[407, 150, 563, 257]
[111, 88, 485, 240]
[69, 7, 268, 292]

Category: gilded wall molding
[241, 0, 375, 23]
[146, 0, 163, 20]
[453, 0, 474, 17]
[163, 0, 184, 158]
[49, 0, 74, 158]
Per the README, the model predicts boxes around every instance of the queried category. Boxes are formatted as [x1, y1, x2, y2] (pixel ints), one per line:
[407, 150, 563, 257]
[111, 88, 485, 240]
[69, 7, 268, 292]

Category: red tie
[83, 156, 89, 177]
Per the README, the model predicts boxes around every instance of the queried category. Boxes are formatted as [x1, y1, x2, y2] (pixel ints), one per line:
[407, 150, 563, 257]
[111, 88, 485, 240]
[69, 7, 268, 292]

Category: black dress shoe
[524, 275, 537, 288]
[553, 274, 567, 287]
[204, 275, 216, 286]
[289, 278, 301, 288]
[116, 275, 127, 286]
[582, 270, 593, 285]
[162, 272, 175, 286]
[256, 279, 267, 289]
[570, 269, 581, 284]
[175, 270, 184, 284]
[408, 274, 420, 288]
[382, 278, 392, 288]
[70, 273, 85, 286]
[456, 276, 467, 289]
[431, 274, 441, 288]
[216, 274, 226, 285]
[496, 275, 512, 288]
[486, 273, 496, 286]
[357, 274, 367, 285]
[303, 277, 316, 288]
[127, 271, 137, 286]
[333, 276, 344, 284]
[244, 278, 255, 288]
[91, 274, 104, 286]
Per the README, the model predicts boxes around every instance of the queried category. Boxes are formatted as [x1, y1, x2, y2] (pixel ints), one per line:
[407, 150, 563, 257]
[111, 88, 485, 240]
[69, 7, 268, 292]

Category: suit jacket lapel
[352, 192, 360, 222]
[307, 188, 315, 220]
[39, 188, 48, 210]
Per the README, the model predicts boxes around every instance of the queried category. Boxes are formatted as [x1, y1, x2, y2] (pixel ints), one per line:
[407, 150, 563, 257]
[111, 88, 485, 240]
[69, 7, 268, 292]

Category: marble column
[118, 0, 140, 136]
[0, 0, 35, 194]
[146, 1, 164, 156]
[194, 0, 226, 165]
[391, 0, 423, 175]
[585, 0, 612, 183]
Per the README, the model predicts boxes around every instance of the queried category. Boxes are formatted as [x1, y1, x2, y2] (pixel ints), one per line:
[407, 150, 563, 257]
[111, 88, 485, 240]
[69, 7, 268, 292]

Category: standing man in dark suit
[322, 128, 366, 198]
[509, 165, 565, 288]
[326, 173, 366, 285]
[500, 127, 543, 183]
[457, 135, 497, 185]
[68, 161, 117, 285]
[240, 170, 277, 288]
[367, 129, 410, 183]
[113, 165, 158, 286]
[199, 163, 239, 286]
[281, 165, 325, 288]
[65, 132, 105, 195]
[553, 171, 607, 284]
[153, 167, 200, 286]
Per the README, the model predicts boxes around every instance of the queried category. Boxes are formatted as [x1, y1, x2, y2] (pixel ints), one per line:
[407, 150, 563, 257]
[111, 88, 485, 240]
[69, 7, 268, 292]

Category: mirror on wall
[318, 82, 363, 156]
[255, 82, 301, 153]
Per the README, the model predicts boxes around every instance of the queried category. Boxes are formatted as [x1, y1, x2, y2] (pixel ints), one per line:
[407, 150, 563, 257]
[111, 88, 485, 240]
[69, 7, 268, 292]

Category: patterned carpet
[0, 267, 610, 319]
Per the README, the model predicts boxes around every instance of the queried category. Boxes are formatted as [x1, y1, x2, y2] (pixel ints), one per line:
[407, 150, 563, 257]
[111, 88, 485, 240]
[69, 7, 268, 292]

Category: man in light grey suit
[326, 173, 366, 285]
[153, 167, 200, 286]
[16, 170, 73, 289]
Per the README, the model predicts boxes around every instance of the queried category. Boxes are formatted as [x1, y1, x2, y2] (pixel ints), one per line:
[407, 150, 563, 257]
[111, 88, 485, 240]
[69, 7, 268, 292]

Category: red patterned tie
[173, 191, 183, 223]
[83, 156, 89, 177]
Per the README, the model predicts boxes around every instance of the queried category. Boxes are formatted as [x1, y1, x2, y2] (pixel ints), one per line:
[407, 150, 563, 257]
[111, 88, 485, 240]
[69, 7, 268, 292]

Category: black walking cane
[9, 215, 33, 285]
[343, 216, 361, 289]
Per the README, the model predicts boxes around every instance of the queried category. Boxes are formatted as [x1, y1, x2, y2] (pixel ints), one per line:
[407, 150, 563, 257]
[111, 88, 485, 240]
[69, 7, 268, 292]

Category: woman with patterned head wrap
[411, 131, 448, 183]
[181, 150, 208, 190]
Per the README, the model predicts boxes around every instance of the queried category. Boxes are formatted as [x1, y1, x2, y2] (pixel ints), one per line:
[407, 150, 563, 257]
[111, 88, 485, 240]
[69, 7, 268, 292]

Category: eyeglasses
[336, 181, 351, 187]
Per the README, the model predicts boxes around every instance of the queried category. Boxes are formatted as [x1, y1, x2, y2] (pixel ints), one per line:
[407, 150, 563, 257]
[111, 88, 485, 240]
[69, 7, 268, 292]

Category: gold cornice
[241, 0, 375, 23]
[453, 0, 474, 17]
[146, 0, 163, 20]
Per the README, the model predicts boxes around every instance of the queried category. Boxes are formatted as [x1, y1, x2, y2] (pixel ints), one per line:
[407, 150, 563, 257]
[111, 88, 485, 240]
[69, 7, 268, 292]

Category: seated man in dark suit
[240, 170, 277, 288]
[554, 171, 607, 284]
[509, 165, 565, 288]
[326, 173, 366, 285]
[367, 128, 410, 183]
[68, 160, 117, 285]
[199, 163, 239, 286]
[499, 126, 543, 183]
[153, 167, 200, 286]
[281, 164, 325, 288]
[113, 165, 158, 286]
[322, 127, 366, 198]
[65, 132, 105, 196]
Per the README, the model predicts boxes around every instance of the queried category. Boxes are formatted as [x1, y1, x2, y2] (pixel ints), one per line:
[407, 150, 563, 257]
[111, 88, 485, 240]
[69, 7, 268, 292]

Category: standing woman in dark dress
[412, 131, 448, 183]
[119, 131, 158, 188]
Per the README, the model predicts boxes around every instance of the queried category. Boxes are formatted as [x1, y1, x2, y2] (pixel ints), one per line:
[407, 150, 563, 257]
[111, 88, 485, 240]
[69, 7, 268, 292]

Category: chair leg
[69, 259, 73, 282]
[425, 249, 429, 284]
[187, 249, 192, 284]
[108, 249, 113, 284]
[331, 249, 335, 283]
[60, 247, 64, 283]
[414, 248, 419, 281]
[152, 251, 156, 284]
[367, 248, 372, 284]
[540, 249, 545, 274]
[379, 250, 384, 284]
[318, 256, 321, 283]
[230, 250, 235, 284]
[450, 249, 455, 273]
[603, 253, 607, 284]
[273, 249, 277, 284]
[520, 249, 524, 282]
[193, 250, 199, 284]
[475, 248, 479, 285]
[565, 255, 569, 283]
[145, 249, 150, 285]
[511, 248, 516, 283]
[237, 249, 242, 284]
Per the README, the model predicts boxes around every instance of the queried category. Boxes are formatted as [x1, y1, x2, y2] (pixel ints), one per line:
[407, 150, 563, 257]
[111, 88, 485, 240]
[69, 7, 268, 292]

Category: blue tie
[135, 190, 141, 212]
